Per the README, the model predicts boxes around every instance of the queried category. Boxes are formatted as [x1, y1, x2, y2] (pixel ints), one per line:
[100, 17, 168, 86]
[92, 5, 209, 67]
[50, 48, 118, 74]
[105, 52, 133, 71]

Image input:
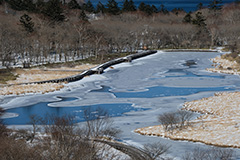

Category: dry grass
[0, 83, 64, 95]
[0, 64, 97, 95]
[183, 92, 240, 117]
[7, 64, 96, 84]
[0, 69, 18, 84]
[135, 92, 240, 148]
[206, 56, 240, 75]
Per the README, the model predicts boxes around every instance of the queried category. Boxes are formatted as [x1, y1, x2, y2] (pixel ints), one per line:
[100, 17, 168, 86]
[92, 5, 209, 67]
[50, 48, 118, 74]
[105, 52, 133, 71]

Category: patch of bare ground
[0, 64, 97, 95]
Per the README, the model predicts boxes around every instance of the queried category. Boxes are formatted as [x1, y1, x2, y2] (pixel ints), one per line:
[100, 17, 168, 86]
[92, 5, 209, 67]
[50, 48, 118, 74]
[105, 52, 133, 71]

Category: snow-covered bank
[135, 91, 240, 148]
[207, 56, 240, 75]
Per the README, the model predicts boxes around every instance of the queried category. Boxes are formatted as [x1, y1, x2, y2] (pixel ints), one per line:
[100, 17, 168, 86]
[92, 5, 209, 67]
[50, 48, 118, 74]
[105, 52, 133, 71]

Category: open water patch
[151, 69, 225, 80]
[55, 96, 78, 102]
[112, 86, 234, 98]
[89, 84, 234, 98]
[2, 102, 147, 125]
[90, 85, 112, 93]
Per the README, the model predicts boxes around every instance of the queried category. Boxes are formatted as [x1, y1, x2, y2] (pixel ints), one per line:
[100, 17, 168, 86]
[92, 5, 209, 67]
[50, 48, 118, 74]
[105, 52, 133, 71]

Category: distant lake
[91, 0, 236, 12]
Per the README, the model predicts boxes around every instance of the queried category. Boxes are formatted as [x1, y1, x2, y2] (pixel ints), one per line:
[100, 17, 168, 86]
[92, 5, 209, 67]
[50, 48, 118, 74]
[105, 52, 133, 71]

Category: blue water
[150, 67, 225, 80]
[4, 102, 147, 125]
[114, 86, 234, 98]
[91, 0, 236, 12]
[4, 79, 232, 125]
[90, 83, 234, 98]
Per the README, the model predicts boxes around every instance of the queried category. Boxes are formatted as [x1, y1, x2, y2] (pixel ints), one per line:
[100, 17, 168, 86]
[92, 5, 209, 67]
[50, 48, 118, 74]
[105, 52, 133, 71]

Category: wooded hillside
[0, 0, 240, 68]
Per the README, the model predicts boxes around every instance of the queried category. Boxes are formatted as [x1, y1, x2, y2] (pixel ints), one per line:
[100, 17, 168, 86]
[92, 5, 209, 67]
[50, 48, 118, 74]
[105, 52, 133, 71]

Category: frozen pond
[1, 51, 240, 159]
[4, 101, 148, 125]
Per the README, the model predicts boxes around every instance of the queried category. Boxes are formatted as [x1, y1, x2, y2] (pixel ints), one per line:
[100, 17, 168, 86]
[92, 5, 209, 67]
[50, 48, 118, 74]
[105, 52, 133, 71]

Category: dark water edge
[90, 85, 235, 98]
[113, 86, 235, 98]
[3, 82, 235, 125]
[2, 62, 237, 125]
[91, 0, 236, 12]
[3, 101, 148, 125]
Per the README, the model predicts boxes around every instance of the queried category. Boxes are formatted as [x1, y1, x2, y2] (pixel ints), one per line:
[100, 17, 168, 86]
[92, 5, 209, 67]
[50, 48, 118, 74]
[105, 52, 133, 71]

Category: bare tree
[28, 114, 42, 143]
[84, 107, 121, 138]
[158, 112, 179, 131]
[177, 110, 193, 129]
[142, 141, 171, 160]
[0, 136, 42, 160]
[40, 114, 99, 160]
[183, 146, 235, 160]
[0, 107, 7, 137]
[158, 110, 193, 131]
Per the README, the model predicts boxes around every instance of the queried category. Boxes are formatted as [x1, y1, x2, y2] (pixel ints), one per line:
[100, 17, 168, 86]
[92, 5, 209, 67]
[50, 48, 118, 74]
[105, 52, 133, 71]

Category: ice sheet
[2, 51, 240, 159]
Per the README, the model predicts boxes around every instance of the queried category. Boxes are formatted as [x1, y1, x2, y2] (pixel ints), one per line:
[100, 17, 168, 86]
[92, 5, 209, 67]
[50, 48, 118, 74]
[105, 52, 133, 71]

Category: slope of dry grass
[135, 92, 240, 148]
[207, 56, 240, 75]
[0, 64, 96, 95]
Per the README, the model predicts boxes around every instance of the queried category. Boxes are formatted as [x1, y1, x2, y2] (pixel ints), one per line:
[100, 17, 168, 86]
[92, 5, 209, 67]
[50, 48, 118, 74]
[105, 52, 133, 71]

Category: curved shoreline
[4, 49, 219, 86]
[0, 51, 157, 95]
[135, 129, 240, 148]
[135, 111, 240, 149]
[3, 50, 158, 86]
[135, 91, 240, 148]
[134, 51, 240, 149]
[163, 49, 218, 52]
[5, 49, 240, 149]
[1, 49, 223, 96]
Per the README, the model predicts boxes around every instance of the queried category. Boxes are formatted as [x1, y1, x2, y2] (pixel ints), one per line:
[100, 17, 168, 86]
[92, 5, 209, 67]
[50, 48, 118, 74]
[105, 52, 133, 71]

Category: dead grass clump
[207, 55, 240, 75]
[0, 64, 97, 95]
[0, 83, 64, 95]
[0, 69, 18, 84]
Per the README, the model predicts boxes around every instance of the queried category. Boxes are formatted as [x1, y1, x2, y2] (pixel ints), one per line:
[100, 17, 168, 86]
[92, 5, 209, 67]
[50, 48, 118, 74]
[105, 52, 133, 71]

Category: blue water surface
[91, 0, 236, 12]
[113, 86, 234, 98]
[4, 102, 147, 125]
[152, 68, 225, 79]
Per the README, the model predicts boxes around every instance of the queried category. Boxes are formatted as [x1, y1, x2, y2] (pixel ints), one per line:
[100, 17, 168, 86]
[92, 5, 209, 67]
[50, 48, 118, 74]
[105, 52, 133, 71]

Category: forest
[0, 0, 240, 68]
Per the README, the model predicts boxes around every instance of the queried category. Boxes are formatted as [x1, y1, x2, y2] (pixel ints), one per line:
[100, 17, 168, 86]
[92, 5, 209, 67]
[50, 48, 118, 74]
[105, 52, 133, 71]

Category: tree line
[0, 0, 240, 68]
[2, 0, 229, 18]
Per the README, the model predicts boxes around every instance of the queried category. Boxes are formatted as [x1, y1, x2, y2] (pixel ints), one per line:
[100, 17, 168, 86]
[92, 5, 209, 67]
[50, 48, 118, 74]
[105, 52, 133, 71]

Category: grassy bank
[0, 69, 18, 84]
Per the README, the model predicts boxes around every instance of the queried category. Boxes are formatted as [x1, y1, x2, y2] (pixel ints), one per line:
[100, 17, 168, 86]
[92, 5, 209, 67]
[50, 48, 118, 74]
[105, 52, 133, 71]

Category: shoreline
[135, 54, 240, 148]
[135, 128, 240, 148]
[0, 64, 96, 95]
[135, 92, 240, 148]
[2, 49, 240, 148]
[207, 55, 240, 75]
[163, 49, 218, 52]
[0, 50, 157, 96]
